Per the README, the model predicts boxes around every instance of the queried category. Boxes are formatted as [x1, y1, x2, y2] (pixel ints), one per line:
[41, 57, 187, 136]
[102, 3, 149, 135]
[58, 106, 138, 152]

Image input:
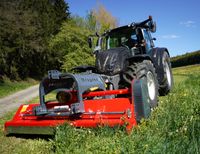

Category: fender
[127, 54, 153, 63]
[148, 47, 170, 85]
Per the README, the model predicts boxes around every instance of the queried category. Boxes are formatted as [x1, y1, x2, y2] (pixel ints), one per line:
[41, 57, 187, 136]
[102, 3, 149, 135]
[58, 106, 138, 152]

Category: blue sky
[66, 0, 200, 57]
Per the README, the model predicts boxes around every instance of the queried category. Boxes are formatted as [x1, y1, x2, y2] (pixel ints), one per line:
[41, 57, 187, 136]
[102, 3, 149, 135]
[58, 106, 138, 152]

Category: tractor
[4, 16, 173, 135]
[77, 15, 173, 107]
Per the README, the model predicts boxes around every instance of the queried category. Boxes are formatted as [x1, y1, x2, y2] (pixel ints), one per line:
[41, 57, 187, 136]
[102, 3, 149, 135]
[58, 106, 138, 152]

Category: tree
[72, 4, 118, 34]
[85, 11, 97, 32]
[0, 0, 70, 80]
[91, 4, 118, 33]
[49, 20, 94, 71]
[49, 4, 119, 71]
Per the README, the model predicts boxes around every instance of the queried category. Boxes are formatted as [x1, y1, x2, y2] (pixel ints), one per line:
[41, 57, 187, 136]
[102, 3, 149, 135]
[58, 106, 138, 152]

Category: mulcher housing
[5, 71, 150, 135]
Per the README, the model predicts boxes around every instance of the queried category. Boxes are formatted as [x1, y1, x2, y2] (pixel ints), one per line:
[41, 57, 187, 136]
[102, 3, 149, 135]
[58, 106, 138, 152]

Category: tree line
[171, 50, 200, 68]
[0, 0, 118, 81]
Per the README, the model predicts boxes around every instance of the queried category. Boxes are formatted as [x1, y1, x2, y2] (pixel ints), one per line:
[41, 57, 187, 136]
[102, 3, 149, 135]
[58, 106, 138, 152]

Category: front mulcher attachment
[5, 70, 151, 135]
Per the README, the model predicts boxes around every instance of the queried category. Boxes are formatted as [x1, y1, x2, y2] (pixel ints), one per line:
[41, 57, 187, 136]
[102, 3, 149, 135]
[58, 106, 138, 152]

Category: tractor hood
[95, 47, 130, 75]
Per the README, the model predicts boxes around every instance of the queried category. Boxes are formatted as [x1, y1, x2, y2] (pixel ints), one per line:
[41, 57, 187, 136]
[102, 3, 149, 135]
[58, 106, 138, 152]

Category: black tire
[159, 52, 173, 96]
[122, 60, 159, 108]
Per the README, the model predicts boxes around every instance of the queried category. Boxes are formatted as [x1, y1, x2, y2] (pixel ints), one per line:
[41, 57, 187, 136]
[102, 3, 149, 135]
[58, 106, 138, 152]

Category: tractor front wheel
[122, 60, 159, 108]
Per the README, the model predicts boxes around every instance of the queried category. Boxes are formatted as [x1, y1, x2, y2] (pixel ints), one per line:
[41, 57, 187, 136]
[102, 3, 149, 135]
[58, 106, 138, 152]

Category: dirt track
[0, 85, 39, 117]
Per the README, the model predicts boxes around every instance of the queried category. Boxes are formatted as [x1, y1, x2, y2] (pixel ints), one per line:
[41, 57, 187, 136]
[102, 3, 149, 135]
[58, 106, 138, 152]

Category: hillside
[0, 64, 199, 153]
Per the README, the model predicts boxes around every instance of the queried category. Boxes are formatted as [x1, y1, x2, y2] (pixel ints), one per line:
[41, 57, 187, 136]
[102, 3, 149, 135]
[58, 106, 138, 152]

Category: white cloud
[161, 34, 180, 39]
[180, 20, 196, 27]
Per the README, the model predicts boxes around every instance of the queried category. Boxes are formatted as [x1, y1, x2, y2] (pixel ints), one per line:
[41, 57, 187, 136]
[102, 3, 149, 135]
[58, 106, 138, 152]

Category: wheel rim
[147, 71, 156, 100]
[165, 61, 172, 86]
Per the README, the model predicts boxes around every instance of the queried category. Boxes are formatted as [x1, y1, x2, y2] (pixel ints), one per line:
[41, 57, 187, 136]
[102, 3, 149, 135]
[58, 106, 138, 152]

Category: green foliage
[19, 0, 70, 36]
[85, 11, 97, 32]
[0, 1, 119, 80]
[0, 0, 70, 79]
[171, 50, 200, 68]
[49, 20, 95, 71]
[62, 50, 94, 71]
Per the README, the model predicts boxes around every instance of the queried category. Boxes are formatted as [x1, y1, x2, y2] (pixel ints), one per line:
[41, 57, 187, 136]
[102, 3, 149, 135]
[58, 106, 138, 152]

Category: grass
[0, 77, 38, 98]
[172, 64, 200, 84]
[52, 74, 200, 153]
[0, 97, 53, 154]
[173, 64, 200, 76]
[0, 65, 200, 153]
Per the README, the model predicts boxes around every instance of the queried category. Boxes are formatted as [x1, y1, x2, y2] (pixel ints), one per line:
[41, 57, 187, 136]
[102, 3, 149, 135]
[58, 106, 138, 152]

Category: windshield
[102, 28, 138, 50]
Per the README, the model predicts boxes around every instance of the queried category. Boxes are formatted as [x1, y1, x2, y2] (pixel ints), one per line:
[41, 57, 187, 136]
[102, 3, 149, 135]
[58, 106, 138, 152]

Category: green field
[0, 65, 200, 154]
[0, 78, 38, 98]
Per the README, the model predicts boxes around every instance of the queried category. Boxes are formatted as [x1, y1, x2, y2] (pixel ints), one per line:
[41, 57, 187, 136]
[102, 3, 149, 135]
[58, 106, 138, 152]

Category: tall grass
[52, 75, 200, 153]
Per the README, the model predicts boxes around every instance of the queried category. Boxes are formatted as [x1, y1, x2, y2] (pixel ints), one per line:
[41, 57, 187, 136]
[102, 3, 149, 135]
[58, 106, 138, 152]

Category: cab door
[142, 29, 154, 53]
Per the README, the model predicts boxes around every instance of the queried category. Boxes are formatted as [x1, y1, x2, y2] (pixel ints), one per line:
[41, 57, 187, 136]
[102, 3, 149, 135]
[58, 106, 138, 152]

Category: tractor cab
[87, 16, 157, 76]
[89, 16, 156, 56]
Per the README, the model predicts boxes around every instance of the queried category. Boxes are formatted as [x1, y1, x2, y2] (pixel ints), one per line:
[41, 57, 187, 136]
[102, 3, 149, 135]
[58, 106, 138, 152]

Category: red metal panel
[83, 89, 130, 97]
[4, 88, 137, 135]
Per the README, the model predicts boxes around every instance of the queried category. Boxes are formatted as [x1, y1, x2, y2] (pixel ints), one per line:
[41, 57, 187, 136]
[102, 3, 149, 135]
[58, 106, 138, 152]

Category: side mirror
[88, 37, 93, 48]
[151, 22, 156, 33]
[152, 37, 156, 41]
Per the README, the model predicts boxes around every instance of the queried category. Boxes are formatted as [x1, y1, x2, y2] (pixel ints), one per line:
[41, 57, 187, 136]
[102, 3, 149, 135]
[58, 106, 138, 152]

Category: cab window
[143, 29, 152, 52]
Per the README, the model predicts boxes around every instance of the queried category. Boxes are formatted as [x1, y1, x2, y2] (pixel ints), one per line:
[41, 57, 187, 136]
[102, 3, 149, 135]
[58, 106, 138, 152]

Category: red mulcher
[5, 71, 150, 135]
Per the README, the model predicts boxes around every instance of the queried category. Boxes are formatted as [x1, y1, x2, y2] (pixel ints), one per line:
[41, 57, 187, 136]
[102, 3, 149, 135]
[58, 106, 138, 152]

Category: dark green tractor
[76, 16, 173, 108]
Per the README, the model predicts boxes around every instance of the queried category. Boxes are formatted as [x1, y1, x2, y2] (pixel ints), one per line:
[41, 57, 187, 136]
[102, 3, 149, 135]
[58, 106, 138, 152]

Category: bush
[49, 21, 95, 71]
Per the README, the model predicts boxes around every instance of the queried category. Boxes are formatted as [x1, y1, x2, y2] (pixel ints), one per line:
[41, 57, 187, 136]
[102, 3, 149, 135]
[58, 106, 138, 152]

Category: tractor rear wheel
[122, 60, 158, 108]
[159, 52, 173, 96]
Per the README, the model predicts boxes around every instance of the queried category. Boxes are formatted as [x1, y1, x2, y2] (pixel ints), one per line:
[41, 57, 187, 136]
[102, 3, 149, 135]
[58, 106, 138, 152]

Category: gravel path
[0, 84, 39, 117]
